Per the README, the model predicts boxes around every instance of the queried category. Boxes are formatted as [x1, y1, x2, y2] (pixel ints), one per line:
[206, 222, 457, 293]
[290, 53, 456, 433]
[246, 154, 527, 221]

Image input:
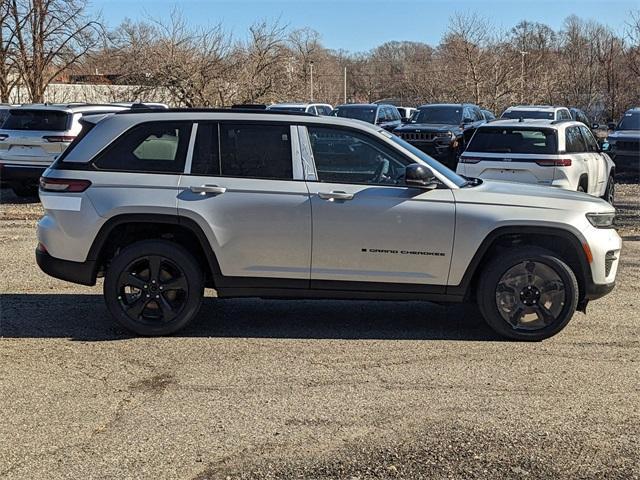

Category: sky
[89, 0, 638, 52]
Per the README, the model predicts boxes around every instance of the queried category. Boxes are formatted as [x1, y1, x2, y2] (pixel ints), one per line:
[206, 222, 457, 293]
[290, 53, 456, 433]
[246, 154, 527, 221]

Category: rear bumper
[0, 163, 47, 184]
[36, 248, 97, 286]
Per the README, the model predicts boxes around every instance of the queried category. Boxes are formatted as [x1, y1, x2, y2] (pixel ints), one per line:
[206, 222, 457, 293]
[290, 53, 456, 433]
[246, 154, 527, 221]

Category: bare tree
[0, 0, 21, 102]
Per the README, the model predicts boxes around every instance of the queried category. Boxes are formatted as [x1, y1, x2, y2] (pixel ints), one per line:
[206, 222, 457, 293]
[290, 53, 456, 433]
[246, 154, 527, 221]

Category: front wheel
[477, 248, 579, 341]
[104, 239, 204, 335]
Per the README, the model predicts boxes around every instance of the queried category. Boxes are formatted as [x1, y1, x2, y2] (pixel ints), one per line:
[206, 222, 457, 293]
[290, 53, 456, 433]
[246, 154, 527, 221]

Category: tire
[477, 247, 579, 341]
[602, 175, 615, 205]
[104, 239, 204, 335]
[12, 184, 39, 197]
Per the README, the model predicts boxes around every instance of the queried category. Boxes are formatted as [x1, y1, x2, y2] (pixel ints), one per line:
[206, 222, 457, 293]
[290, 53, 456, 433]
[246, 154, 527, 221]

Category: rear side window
[3, 109, 70, 131]
[219, 123, 292, 179]
[94, 121, 191, 172]
[467, 128, 557, 154]
[565, 126, 587, 153]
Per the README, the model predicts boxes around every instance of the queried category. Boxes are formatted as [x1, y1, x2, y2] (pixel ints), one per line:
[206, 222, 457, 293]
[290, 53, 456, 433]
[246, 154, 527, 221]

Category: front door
[304, 125, 456, 287]
[177, 122, 312, 283]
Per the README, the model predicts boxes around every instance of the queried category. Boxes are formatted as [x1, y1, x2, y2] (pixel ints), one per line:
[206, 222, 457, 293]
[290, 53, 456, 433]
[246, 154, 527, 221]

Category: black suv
[331, 104, 402, 132]
[604, 108, 640, 174]
[393, 103, 485, 169]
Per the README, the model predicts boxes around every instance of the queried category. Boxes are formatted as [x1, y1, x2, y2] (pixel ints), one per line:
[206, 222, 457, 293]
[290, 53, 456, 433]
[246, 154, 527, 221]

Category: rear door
[579, 125, 606, 194]
[565, 125, 594, 193]
[177, 122, 312, 283]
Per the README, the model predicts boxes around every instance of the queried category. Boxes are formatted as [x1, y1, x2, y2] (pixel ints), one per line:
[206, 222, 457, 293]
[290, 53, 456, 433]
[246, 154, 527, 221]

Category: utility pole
[520, 51, 528, 104]
[309, 61, 314, 102]
[343, 66, 347, 104]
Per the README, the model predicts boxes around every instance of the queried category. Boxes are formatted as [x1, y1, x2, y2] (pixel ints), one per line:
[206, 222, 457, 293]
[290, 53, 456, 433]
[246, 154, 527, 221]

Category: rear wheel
[104, 239, 204, 335]
[602, 175, 615, 205]
[477, 248, 579, 341]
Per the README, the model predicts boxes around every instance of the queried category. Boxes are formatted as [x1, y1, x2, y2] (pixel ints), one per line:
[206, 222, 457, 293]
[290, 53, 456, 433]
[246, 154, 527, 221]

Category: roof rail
[114, 107, 317, 116]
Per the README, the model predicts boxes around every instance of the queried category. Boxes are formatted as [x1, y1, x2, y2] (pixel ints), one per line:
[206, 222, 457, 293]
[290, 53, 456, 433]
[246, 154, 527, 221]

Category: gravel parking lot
[0, 184, 638, 479]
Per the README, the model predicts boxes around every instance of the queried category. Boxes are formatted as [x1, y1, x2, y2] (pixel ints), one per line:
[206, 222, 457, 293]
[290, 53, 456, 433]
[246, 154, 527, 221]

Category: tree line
[1, 0, 639, 121]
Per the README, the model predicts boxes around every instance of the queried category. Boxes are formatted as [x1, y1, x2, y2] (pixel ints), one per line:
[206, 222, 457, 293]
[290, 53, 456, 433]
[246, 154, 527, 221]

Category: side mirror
[607, 122, 616, 130]
[591, 123, 599, 130]
[405, 163, 438, 189]
[601, 142, 610, 152]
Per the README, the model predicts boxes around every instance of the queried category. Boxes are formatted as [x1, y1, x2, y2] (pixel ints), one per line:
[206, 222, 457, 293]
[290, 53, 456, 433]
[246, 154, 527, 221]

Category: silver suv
[36, 108, 621, 340]
[0, 103, 130, 196]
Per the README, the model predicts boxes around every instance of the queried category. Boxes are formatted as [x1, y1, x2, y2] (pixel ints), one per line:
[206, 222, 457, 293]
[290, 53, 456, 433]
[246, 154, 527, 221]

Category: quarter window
[308, 127, 409, 185]
[94, 121, 190, 172]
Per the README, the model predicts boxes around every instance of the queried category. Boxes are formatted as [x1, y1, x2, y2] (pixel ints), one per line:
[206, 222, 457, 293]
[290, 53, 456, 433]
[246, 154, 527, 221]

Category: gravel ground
[0, 184, 638, 480]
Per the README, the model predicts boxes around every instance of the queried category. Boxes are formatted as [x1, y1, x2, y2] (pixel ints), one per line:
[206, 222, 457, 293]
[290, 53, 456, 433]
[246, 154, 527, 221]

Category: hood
[608, 130, 640, 140]
[395, 123, 460, 132]
[454, 179, 613, 213]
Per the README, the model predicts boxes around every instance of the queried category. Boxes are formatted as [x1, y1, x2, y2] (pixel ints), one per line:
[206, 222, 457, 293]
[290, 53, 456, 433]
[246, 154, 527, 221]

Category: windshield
[390, 135, 468, 187]
[3, 109, 70, 131]
[268, 106, 307, 113]
[501, 110, 554, 120]
[334, 106, 376, 123]
[617, 112, 640, 130]
[467, 127, 557, 154]
[412, 106, 462, 125]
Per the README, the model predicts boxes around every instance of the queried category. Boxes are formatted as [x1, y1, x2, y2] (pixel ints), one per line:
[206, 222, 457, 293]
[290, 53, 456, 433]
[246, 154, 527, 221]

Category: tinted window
[3, 109, 70, 131]
[558, 110, 572, 121]
[473, 107, 484, 121]
[579, 125, 599, 152]
[412, 106, 462, 125]
[219, 123, 292, 179]
[268, 106, 307, 113]
[0, 109, 9, 126]
[95, 122, 190, 172]
[191, 123, 220, 175]
[501, 110, 554, 120]
[334, 106, 377, 123]
[618, 112, 640, 130]
[308, 127, 409, 185]
[565, 126, 587, 153]
[467, 127, 557, 154]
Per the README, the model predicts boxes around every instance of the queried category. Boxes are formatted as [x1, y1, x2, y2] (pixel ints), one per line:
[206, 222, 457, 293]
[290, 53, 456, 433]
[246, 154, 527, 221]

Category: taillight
[43, 135, 76, 143]
[535, 159, 572, 167]
[0, 134, 7, 141]
[39, 176, 91, 192]
[459, 157, 482, 164]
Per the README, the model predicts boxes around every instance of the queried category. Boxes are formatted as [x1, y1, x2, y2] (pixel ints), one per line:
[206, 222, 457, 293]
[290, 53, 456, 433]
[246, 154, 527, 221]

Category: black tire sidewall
[104, 239, 204, 335]
[478, 248, 579, 341]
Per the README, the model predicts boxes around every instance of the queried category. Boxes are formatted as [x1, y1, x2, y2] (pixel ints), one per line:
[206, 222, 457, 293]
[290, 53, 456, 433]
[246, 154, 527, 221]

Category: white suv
[267, 103, 333, 115]
[0, 103, 130, 196]
[457, 119, 615, 203]
[501, 105, 572, 121]
[36, 108, 621, 340]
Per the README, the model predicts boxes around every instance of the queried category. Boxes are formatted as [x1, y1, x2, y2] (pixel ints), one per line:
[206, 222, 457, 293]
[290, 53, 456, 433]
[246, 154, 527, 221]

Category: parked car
[331, 103, 402, 131]
[602, 108, 640, 173]
[501, 105, 572, 121]
[0, 103, 130, 196]
[36, 108, 620, 340]
[393, 103, 486, 169]
[481, 109, 496, 121]
[569, 107, 603, 140]
[267, 103, 333, 115]
[396, 107, 417, 122]
[458, 119, 615, 203]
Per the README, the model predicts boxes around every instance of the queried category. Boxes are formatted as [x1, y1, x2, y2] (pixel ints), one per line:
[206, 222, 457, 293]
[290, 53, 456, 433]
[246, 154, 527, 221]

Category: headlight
[586, 212, 615, 228]
[436, 131, 454, 139]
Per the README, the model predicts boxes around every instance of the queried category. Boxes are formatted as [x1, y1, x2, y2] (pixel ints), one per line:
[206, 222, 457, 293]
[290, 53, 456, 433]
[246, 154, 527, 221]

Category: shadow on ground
[0, 293, 499, 342]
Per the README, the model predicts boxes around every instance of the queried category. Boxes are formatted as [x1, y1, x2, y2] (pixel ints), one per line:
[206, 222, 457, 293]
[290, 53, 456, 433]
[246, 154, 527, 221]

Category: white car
[0, 103, 130, 196]
[501, 105, 572, 121]
[267, 103, 333, 115]
[457, 119, 616, 203]
[35, 108, 621, 341]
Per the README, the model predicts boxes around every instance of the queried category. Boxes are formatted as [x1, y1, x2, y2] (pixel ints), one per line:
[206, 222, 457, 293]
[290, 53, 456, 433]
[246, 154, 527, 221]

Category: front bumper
[584, 281, 615, 300]
[406, 141, 457, 167]
[36, 248, 97, 286]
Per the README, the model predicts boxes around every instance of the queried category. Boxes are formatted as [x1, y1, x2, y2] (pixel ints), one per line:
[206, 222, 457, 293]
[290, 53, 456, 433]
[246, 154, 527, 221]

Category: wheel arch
[449, 226, 591, 303]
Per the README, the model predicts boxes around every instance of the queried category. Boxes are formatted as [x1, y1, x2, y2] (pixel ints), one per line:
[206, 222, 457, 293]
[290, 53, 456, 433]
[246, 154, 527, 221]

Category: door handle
[318, 191, 354, 201]
[189, 184, 227, 195]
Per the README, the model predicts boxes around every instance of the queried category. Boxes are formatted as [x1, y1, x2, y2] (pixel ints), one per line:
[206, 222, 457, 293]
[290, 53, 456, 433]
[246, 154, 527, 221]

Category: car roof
[8, 103, 130, 114]
[417, 103, 469, 109]
[336, 103, 380, 108]
[504, 105, 566, 112]
[476, 118, 582, 129]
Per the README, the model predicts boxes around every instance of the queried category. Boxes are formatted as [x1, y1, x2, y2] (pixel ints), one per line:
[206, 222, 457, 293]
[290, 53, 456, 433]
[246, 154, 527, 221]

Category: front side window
[565, 126, 587, 153]
[219, 123, 292, 179]
[466, 127, 557, 154]
[308, 126, 409, 185]
[94, 121, 190, 172]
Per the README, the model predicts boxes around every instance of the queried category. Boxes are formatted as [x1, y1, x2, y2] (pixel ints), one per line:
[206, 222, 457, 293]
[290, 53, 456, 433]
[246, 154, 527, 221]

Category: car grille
[398, 132, 440, 141]
[615, 140, 640, 152]
[605, 250, 617, 277]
